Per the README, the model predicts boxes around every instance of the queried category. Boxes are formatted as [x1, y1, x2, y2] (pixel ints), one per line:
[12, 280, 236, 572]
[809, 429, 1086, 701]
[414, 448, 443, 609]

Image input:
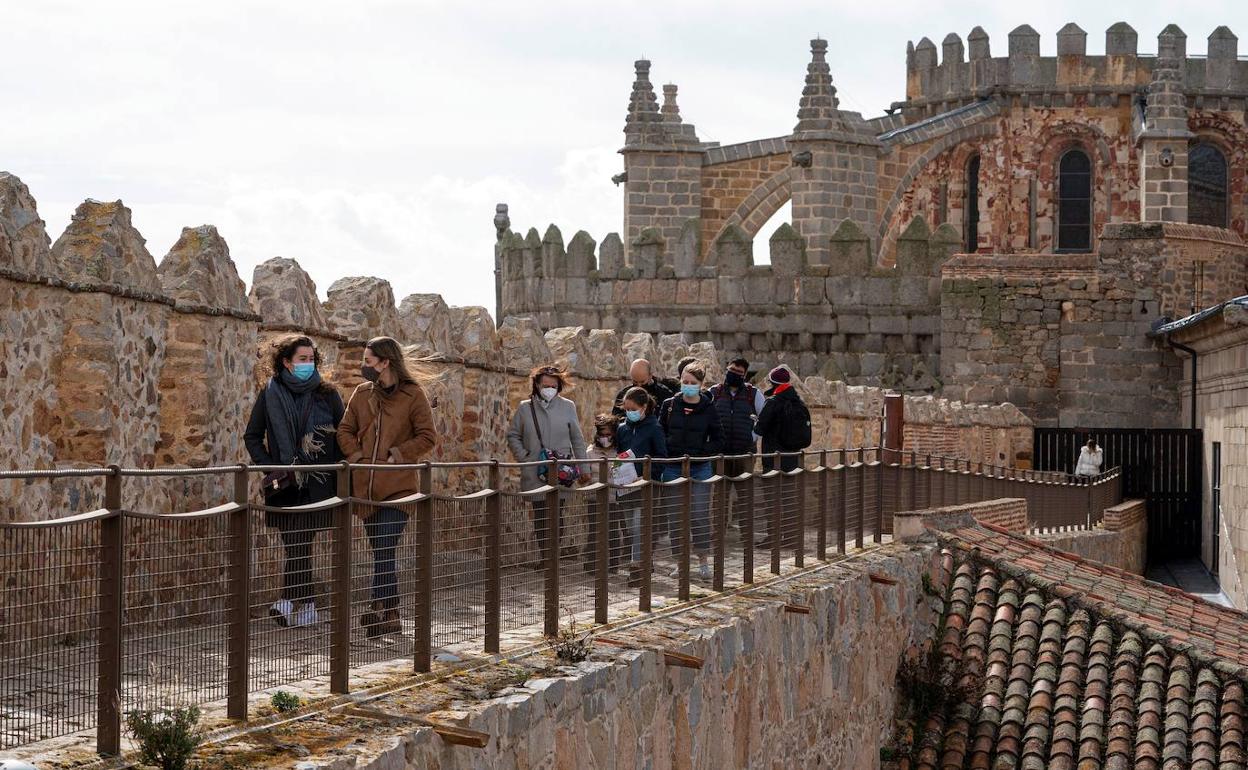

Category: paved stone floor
[4, 523, 885, 766]
[1146, 557, 1232, 607]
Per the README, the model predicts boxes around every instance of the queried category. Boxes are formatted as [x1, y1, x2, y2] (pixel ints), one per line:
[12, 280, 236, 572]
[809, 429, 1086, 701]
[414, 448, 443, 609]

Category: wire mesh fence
[0, 451, 1121, 755]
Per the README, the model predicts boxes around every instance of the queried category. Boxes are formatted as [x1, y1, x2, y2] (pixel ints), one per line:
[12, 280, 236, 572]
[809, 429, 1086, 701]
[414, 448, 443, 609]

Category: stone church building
[496, 22, 1248, 431]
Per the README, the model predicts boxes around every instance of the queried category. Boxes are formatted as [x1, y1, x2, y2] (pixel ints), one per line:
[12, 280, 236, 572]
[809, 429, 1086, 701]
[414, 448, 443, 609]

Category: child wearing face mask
[614, 388, 667, 587]
[583, 414, 637, 575]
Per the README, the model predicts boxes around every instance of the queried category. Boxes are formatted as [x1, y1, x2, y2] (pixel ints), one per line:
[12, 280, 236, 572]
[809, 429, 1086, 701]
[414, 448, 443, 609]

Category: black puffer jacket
[658, 393, 723, 459]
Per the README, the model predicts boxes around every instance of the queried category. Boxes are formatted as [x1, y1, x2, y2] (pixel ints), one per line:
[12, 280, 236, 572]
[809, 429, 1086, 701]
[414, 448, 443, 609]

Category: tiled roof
[902, 523, 1248, 769]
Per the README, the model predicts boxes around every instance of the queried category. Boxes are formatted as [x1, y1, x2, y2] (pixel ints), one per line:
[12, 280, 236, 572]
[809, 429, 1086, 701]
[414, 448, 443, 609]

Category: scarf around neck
[265, 368, 323, 465]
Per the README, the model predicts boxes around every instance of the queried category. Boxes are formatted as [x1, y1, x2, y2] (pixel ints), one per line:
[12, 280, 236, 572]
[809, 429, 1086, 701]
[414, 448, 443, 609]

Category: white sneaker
[269, 599, 294, 628]
[699, 562, 711, 582]
[292, 602, 319, 628]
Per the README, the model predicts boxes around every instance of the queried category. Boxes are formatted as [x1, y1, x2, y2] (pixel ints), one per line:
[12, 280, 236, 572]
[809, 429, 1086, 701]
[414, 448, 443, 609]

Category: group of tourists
[245, 334, 811, 636]
[505, 355, 812, 588]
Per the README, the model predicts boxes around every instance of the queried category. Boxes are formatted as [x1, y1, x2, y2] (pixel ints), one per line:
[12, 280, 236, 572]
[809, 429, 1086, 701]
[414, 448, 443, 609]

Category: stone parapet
[902, 23, 1248, 112]
[189, 542, 941, 769]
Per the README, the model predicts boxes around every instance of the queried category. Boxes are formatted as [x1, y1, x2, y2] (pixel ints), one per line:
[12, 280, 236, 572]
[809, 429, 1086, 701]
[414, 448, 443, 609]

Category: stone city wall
[1032, 498, 1148, 574]
[498, 217, 955, 393]
[0, 171, 1035, 643]
[939, 222, 1248, 427]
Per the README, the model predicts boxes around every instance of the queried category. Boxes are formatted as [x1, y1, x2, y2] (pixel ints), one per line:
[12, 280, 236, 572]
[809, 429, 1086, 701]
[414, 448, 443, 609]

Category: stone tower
[787, 39, 883, 265]
[1138, 25, 1194, 223]
[620, 61, 703, 259]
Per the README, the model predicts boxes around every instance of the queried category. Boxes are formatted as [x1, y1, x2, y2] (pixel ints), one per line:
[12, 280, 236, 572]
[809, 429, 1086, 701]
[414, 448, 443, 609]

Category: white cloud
[6, 1, 1245, 313]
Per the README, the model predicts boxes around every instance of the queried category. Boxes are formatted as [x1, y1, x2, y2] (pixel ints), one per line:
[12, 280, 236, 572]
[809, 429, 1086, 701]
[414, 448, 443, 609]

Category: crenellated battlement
[902, 23, 1247, 112]
[497, 215, 960, 389]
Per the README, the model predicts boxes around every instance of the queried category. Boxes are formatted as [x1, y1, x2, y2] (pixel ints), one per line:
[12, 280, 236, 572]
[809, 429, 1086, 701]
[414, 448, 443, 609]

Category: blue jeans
[660, 462, 713, 554]
[364, 506, 407, 609]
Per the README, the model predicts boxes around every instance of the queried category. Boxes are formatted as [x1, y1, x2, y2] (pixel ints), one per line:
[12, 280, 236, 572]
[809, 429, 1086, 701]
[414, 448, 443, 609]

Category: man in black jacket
[611, 359, 675, 417]
[707, 357, 765, 529]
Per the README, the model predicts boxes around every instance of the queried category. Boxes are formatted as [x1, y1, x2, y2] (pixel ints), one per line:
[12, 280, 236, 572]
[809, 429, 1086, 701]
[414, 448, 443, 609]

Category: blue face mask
[291, 362, 316, 381]
[680, 383, 700, 399]
[625, 409, 643, 423]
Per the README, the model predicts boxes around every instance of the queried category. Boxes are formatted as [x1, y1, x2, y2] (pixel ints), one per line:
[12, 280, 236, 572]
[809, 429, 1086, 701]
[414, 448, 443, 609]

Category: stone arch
[878, 121, 1000, 264]
[707, 168, 792, 256]
[1033, 122, 1114, 253]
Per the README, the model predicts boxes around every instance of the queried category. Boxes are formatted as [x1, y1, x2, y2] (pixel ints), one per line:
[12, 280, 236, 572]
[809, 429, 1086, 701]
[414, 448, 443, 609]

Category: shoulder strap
[528, 399, 548, 451]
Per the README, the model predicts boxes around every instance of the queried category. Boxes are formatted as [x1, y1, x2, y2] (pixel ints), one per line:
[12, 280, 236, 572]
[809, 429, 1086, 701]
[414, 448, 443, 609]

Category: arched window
[1056, 149, 1092, 252]
[1189, 142, 1229, 228]
[964, 154, 981, 253]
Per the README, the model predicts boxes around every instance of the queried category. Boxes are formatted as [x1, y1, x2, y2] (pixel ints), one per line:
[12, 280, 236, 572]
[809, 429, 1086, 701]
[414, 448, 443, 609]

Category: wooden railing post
[795, 454, 806, 567]
[856, 447, 866, 550]
[485, 461, 502, 653]
[226, 467, 251, 719]
[415, 464, 434, 670]
[713, 455, 726, 591]
[744, 457, 756, 583]
[817, 450, 828, 561]
[640, 458, 653, 611]
[330, 462, 352, 692]
[836, 450, 846, 555]
[96, 465, 123, 756]
[595, 458, 610, 625]
[771, 451, 782, 575]
[874, 449, 884, 543]
[678, 455, 691, 601]
[544, 459, 560, 637]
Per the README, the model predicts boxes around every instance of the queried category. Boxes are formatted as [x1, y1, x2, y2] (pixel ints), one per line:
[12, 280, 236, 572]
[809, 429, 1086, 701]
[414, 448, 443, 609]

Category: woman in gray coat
[507, 365, 591, 564]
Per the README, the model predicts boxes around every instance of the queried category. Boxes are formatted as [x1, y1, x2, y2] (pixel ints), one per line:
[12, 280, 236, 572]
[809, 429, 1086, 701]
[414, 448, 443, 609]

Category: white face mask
[539, 387, 558, 402]
[597, 435, 612, 448]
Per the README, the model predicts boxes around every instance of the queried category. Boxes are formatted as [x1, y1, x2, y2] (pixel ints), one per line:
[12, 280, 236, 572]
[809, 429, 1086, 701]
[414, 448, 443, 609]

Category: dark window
[1057, 149, 1092, 252]
[1189, 143, 1229, 228]
[965, 154, 980, 253]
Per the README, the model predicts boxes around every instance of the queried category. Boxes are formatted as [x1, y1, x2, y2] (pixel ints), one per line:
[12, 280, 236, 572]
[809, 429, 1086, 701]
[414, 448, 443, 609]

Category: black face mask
[725, 370, 745, 388]
[361, 365, 381, 384]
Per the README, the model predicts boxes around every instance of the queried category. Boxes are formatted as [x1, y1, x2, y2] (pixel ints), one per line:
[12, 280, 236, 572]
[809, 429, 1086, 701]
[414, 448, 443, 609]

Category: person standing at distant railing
[337, 337, 437, 639]
[506, 365, 592, 568]
[244, 334, 345, 629]
[1075, 438, 1103, 477]
[657, 363, 722, 582]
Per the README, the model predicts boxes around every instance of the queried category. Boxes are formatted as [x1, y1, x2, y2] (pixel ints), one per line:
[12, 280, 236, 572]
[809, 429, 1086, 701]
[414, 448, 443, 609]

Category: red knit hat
[767, 366, 791, 385]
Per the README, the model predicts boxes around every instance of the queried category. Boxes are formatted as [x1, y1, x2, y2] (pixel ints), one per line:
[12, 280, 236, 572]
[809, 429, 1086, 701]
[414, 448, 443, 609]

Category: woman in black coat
[244, 334, 344, 628]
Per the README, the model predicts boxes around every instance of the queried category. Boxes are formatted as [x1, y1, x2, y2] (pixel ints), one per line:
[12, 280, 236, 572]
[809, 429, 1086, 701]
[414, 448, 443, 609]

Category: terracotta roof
[901, 523, 1248, 769]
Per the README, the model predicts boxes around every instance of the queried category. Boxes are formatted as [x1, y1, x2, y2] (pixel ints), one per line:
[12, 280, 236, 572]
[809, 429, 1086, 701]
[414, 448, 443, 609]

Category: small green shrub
[550, 609, 592, 664]
[125, 706, 203, 770]
[270, 691, 302, 713]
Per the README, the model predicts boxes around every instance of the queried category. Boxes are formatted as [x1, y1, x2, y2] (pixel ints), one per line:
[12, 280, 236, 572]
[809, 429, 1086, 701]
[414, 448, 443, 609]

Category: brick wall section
[894, 497, 1029, 541]
[699, 153, 790, 256]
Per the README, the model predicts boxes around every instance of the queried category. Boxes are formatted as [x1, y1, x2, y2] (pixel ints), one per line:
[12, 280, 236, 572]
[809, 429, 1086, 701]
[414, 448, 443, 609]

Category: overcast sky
[5, 1, 1245, 313]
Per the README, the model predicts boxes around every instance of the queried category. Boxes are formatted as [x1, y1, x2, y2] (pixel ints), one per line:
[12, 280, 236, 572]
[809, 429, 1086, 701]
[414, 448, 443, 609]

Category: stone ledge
[181, 543, 938, 769]
[0, 265, 263, 322]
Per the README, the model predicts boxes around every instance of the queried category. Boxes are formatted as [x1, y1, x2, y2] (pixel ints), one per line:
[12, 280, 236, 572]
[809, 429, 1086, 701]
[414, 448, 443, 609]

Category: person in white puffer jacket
[1075, 439, 1104, 476]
